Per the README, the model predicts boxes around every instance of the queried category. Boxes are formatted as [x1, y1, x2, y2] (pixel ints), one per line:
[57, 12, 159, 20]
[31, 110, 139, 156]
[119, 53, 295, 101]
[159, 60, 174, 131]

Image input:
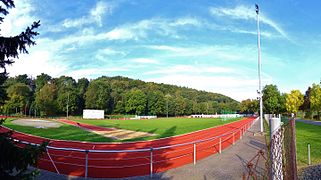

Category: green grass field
[2, 118, 112, 142]
[296, 121, 321, 167]
[2, 117, 241, 142]
[73, 117, 241, 141]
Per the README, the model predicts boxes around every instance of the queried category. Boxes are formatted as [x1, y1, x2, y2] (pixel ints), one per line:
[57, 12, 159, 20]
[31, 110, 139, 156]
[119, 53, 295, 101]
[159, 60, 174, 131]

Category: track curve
[0, 117, 256, 178]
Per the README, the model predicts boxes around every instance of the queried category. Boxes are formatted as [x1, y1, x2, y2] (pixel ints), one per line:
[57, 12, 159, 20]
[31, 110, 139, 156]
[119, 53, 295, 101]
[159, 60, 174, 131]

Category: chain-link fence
[268, 118, 297, 180]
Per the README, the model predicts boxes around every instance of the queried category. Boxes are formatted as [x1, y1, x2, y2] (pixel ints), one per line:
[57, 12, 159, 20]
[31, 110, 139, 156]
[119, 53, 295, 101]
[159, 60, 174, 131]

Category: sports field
[296, 121, 321, 167]
[2, 117, 241, 142]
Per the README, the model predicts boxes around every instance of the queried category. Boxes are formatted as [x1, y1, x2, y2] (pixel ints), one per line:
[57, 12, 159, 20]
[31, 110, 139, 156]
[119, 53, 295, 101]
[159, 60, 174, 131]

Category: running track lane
[0, 117, 256, 178]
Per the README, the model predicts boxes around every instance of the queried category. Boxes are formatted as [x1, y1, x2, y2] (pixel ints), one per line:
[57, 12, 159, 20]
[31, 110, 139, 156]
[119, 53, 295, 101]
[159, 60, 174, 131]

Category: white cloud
[209, 5, 289, 40]
[1, 0, 37, 36]
[130, 58, 160, 64]
[63, 1, 115, 28]
[146, 44, 256, 61]
[145, 65, 232, 75]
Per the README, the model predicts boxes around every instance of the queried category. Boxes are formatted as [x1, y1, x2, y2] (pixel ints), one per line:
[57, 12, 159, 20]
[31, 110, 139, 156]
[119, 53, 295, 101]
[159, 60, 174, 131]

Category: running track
[0, 117, 256, 178]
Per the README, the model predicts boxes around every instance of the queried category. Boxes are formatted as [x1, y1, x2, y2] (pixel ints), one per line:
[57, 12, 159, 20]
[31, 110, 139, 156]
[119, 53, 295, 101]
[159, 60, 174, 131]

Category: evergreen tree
[0, 0, 45, 179]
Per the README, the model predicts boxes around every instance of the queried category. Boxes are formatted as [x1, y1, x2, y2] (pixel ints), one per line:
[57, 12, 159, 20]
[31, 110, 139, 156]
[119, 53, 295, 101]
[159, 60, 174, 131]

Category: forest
[0, 74, 240, 117]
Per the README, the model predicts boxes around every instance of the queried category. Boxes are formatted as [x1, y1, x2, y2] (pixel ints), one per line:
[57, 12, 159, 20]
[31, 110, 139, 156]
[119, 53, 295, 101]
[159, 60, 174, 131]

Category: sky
[3, 0, 321, 101]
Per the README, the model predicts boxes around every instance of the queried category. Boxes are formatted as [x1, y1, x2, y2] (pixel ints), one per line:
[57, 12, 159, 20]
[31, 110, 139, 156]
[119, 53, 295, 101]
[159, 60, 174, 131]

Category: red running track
[0, 117, 256, 178]
[57, 119, 115, 131]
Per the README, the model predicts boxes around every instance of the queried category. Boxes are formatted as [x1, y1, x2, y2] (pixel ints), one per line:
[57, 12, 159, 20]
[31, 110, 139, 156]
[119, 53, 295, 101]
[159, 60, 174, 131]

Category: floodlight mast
[256, 4, 263, 132]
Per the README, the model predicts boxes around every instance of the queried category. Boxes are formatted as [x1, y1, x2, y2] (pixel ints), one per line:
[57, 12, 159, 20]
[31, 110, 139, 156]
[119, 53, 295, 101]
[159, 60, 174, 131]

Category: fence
[268, 117, 297, 180]
[1, 117, 256, 178]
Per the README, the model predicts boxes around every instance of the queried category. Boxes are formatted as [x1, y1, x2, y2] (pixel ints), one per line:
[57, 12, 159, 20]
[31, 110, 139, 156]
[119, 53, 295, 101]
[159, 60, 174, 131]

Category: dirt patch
[12, 119, 62, 129]
[89, 129, 155, 140]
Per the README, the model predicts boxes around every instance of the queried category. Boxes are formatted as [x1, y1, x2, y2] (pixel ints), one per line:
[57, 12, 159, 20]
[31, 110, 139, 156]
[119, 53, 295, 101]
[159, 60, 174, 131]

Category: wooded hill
[0, 74, 240, 117]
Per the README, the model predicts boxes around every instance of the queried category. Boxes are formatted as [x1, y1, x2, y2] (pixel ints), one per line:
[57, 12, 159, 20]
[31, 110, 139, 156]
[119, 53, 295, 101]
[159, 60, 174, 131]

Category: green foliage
[0, 1, 46, 179]
[285, 90, 304, 114]
[35, 83, 58, 116]
[85, 80, 112, 112]
[262, 84, 283, 114]
[240, 99, 259, 114]
[310, 83, 321, 120]
[125, 89, 147, 115]
[147, 90, 165, 115]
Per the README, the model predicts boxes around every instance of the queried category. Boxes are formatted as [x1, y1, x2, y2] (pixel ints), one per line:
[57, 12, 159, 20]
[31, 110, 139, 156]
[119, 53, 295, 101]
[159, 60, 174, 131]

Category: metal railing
[7, 118, 257, 178]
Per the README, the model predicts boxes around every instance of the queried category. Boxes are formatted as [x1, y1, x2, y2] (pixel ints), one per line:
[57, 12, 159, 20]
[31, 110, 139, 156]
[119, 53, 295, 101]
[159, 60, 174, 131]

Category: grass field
[73, 117, 241, 141]
[2, 118, 112, 142]
[2, 117, 241, 142]
[296, 121, 321, 167]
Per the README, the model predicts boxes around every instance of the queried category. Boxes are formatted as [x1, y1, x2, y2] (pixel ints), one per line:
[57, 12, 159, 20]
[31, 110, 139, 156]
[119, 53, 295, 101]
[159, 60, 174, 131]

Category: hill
[1, 74, 239, 116]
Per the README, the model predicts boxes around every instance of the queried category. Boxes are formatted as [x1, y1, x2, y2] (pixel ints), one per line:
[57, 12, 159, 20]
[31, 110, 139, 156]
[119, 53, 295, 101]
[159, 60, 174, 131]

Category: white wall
[83, 109, 104, 119]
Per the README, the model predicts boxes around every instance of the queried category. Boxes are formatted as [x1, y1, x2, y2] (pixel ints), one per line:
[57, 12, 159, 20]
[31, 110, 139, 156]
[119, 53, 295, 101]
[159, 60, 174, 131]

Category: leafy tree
[35, 83, 58, 116]
[240, 99, 258, 114]
[175, 96, 186, 116]
[310, 83, 321, 120]
[85, 80, 112, 112]
[125, 89, 147, 115]
[0, 0, 45, 179]
[301, 87, 311, 118]
[35, 73, 51, 92]
[4, 83, 31, 114]
[76, 78, 89, 113]
[262, 84, 282, 114]
[147, 90, 165, 115]
[285, 90, 304, 115]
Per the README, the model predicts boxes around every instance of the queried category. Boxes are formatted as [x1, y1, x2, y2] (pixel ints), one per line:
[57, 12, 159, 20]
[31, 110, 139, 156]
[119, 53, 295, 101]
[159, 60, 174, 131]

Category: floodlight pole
[67, 92, 69, 118]
[256, 4, 263, 132]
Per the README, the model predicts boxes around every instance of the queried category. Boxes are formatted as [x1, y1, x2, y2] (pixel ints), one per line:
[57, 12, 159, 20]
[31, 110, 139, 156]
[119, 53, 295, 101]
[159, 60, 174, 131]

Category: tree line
[240, 83, 321, 120]
[0, 74, 240, 117]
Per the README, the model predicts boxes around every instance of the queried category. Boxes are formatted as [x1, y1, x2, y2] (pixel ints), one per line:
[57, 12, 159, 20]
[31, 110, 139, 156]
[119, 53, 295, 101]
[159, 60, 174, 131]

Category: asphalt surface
[35, 119, 267, 180]
[296, 119, 321, 126]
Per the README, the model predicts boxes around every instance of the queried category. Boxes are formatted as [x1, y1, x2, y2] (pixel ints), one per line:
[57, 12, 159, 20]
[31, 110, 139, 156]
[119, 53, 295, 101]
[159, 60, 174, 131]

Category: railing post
[240, 129, 242, 139]
[193, 143, 196, 165]
[85, 150, 88, 178]
[308, 143, 311, 165]
[219, 138, 222, 154]
[150, 147, 153, 178]
[46, 147, 60, 174]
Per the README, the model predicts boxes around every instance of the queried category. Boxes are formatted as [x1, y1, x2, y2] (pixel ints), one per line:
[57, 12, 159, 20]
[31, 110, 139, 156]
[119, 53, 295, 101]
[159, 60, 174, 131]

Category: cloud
[63, 1, 116, 28]
[1, 0, 37, 36]
[209, 5, 289, 40]
[146, 44, 256, 61]
[145, 65, 232, 75]
[130, 58, 160, 64]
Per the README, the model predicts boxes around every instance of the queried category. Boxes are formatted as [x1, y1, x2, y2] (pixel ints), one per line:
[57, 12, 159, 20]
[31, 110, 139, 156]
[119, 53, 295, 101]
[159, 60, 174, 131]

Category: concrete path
[35, 119, 267, 180]
[296, 119, 321, 126]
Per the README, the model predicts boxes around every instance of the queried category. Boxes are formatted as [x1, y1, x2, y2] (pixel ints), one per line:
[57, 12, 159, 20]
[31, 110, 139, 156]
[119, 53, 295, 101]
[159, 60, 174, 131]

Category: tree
[0, 0, 44, 178]
[35, 73, 51, 92]
[240, 99, 258, 114]
[35, 83, 58, 116]
[147, 90, 165, 115]
[262, 84, 282, 114]
[125, 89, 147, 115]
[285, 90, 304, 116]
[310, 83, 321, 120]
[4, 83, 31, 114]
[301, 87, 311, 118]
[85, 80, 112, 112]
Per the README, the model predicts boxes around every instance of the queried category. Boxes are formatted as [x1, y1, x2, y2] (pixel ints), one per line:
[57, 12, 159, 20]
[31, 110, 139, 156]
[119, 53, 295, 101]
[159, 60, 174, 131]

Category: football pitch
[3, 117, 241, 142]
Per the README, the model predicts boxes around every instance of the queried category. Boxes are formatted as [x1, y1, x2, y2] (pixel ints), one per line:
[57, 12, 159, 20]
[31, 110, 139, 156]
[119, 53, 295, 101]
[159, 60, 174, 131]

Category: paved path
[35, 119, 267, 180]
[296, 119, 321, 126]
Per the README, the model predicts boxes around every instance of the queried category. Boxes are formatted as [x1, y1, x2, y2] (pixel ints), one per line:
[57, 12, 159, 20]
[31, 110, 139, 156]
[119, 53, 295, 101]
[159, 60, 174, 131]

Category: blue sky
[3, 0, 321, 101]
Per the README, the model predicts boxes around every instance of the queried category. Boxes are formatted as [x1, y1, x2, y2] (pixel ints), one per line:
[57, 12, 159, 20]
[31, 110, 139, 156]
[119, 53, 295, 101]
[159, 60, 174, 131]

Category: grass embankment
[2, 118, 112, 142]
[296, 121, 321, 167]
[73, 117, 242, 141]
[2, 117, 242, 142]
